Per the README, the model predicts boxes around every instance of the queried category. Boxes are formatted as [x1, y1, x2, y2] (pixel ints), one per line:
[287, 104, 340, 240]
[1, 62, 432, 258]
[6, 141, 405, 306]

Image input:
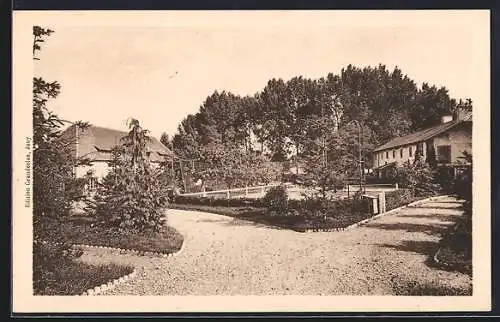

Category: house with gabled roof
[61, 124, 171, 191]
[372, 109, 472, 179]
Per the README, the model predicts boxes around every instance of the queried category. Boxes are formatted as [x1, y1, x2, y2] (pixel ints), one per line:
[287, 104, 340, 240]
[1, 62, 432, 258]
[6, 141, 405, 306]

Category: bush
[173, 195, 264, 208]
[173, 192, 372, 219]
[385, 189, 418, 211]
[33, 217, 84, 295]
[439, 152, 472, 275]
[392, 279, 472, 296]
[263, 185, 289, 212]
[389, 160, 440, 197]
[92, 120, 169, 233]
[435, 166, 455, 193]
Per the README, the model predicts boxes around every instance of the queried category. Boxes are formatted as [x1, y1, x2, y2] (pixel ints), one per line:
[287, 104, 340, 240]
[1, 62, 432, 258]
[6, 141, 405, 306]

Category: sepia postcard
[12, 10, 491, 313]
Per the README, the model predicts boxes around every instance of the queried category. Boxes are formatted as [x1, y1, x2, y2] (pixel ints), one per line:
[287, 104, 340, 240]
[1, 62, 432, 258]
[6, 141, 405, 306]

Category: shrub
[392, 279, 471, 296]
[33, 217, 84, 295]
[263, 185, 289, 212]
[385, 189, 417, 211]
[435, 166, 455, 193]
[92, 120, 169, 233]
[173, 195, 264, 208]
[389, 160, 440, 197]
[32, 27, 87, 294]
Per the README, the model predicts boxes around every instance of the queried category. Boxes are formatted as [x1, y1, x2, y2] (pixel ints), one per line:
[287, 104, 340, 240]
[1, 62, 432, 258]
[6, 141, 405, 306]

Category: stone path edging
[40, 240, 185, 258]
[304, 195, 452, 233]
[72, 242, 185, 258]
[81, 268, 137, 296]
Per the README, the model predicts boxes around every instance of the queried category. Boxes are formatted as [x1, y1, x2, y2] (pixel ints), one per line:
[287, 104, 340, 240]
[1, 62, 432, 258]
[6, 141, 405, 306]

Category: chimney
[441, 115, 453, 124]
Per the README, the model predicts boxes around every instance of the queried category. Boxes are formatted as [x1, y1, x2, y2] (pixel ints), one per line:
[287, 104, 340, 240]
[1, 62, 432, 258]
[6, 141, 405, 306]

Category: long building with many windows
[372, 110, 472, 179]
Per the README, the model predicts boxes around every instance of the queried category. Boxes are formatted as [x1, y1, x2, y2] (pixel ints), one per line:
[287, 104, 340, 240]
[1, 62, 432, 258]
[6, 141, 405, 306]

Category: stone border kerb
[304, 194, 452, 233]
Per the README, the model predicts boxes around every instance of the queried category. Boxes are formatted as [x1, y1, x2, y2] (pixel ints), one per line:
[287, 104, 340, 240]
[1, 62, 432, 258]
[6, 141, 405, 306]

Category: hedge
[173, 195, 265, 208]
[385, 189, 419, 211]
[173, 194, 372, 216]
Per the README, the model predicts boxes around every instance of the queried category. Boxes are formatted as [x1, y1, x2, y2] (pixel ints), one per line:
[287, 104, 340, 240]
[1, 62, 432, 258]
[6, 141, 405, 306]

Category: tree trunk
[295, 143, 300, 175]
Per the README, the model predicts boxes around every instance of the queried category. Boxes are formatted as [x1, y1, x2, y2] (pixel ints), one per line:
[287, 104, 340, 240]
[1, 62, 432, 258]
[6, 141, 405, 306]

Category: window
[86, 177, 98, 194]
[386, 151, 389, 158]
[437, 145, 451, 163]
[400, 148, 403, 158]
[409, 146, 413, 157]
[392, 150, 396, 158]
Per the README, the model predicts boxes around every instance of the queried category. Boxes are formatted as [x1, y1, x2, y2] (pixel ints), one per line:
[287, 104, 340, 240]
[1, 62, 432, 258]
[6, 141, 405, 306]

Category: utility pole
[179, 159, 186, 193]
[352, 120, 364, 194]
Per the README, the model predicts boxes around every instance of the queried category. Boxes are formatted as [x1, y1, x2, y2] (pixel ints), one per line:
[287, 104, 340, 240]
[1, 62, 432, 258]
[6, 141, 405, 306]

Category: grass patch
[47, 216, 184, 254]
[170, 204, 374, 232]
[34, 261, 134, 296]
[392, 279, 472, 296]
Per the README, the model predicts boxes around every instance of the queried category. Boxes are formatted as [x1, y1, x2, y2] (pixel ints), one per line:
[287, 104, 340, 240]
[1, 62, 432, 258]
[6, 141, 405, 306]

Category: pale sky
[33, 11, 489, 139]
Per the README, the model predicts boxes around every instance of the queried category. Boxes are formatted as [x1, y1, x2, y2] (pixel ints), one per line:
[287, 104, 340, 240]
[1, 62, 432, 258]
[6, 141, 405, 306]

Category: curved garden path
[80, 196, 472, 295]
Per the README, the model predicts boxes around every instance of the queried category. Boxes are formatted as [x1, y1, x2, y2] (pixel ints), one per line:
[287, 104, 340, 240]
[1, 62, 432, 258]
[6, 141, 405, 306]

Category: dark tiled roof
[373, 118, 471, 152]
[62, 124, 171, 162]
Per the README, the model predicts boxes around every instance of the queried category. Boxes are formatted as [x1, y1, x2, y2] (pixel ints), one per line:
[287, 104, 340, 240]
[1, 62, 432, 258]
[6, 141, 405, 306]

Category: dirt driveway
[82, 196, 472, 295]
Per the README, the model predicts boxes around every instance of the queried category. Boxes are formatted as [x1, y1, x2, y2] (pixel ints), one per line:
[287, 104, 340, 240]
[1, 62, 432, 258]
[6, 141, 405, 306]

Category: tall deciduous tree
[168, 64, 472, 189]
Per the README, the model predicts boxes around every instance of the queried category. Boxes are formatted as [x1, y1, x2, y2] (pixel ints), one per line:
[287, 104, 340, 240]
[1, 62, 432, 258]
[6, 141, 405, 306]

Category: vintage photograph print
[12, 10, 491, 313]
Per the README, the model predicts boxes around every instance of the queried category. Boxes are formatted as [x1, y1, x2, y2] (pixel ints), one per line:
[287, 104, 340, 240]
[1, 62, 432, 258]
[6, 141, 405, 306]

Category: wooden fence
[178, 183, 294, 199]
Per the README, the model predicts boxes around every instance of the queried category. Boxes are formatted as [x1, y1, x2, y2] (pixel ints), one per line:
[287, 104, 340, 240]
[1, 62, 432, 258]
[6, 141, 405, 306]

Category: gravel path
[79, 196, 472, 295]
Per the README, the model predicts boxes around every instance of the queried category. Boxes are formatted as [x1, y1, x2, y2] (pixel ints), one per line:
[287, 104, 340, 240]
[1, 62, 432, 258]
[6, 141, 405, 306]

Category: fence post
[227, 190, 230, 199]
[245, 186, 248, 197]
[395, 183, 399, 190]
[202, 187, 207, 198]
[378, 191, 386, 214]
[372, 196, 379, 214]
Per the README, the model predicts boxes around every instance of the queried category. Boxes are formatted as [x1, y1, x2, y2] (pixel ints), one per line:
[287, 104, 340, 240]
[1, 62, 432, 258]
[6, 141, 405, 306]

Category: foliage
[32, 26, 93, 291]
[169, 64, 472, 172]
[51, 216, 184, 254]
[431, 150, 473, 276]
[263, 185, 289, 212]
[196, 142, 277, 190]
[34, 260, 134, 295]
[171, 196, 372, 231]
[391, 278, 471, 296]
[385, 189, 419, 211]
[453, 151, 473, 203]
[33, 218, 84, 295]
[173, 194, 265, 208]
[389, 159, 440, 197]
[173, 190, 372, 224]
[92, 119, 169, 232]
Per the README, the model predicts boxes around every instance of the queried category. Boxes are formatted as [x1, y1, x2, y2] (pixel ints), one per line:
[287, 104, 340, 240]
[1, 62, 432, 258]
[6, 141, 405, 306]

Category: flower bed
[171, 196, 373, 232]
[45, 216, 184, 255]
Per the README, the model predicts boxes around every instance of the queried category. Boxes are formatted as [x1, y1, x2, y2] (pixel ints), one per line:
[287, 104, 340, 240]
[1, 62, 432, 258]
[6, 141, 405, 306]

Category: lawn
[169, 203, 373, 232]
[34, 261, 134, 296]
[48, 216, 184, 254]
